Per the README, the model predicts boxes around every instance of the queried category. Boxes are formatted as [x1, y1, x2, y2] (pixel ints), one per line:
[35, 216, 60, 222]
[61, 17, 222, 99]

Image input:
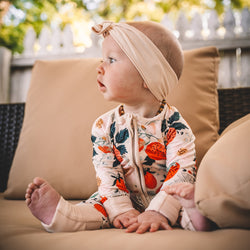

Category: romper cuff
[146, 191, 181, 226]
[42, 197, 104, 232]
[104, 195, 134, 223]
[42, 196, 73, 232]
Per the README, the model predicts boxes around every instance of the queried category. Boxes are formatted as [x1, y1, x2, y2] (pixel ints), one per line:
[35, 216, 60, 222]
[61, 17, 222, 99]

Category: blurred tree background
[0, 0, 249, 54]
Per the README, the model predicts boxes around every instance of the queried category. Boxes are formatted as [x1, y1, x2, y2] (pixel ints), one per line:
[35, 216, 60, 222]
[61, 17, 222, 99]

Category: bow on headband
[92, 21, 178, 101]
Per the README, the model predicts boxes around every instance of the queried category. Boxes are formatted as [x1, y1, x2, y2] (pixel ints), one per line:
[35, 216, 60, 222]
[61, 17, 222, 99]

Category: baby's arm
[92, 115, 135, 223]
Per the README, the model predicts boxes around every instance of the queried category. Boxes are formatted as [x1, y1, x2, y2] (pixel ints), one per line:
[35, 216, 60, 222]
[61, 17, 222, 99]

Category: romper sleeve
[146, 108, 196, 225]
[91, 114, 134, 222]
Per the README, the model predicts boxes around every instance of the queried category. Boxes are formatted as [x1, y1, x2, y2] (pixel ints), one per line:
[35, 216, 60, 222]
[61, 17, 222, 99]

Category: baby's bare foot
[164, 182, 195, 208]
[163, 183, 213, 231]
[25, 177, 61, 225]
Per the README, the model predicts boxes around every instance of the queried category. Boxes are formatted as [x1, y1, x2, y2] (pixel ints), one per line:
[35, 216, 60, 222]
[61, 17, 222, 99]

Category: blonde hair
[127, 21, 183, 80]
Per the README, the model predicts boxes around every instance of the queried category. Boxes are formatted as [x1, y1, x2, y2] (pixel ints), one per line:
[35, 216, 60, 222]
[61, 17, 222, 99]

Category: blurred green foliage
[0, 0, 249, 54]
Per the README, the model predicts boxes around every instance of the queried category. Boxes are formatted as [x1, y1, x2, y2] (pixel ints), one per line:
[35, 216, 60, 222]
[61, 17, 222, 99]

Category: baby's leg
[25, 178, 110, 232]
[25, 177, 60, 225]
[163, 183, 214, 231]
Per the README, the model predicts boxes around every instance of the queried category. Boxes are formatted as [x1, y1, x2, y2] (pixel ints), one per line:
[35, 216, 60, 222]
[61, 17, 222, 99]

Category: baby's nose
[96, 63, 104, 75]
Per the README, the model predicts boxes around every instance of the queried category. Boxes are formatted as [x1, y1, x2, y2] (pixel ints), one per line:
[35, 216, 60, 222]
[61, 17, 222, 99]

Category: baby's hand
[126, 210, 172, 234]
[113, 209, 140, 229]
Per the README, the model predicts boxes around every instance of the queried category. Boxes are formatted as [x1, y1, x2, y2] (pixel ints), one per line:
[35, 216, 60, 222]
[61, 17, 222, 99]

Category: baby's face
[96, 35, 145, 104]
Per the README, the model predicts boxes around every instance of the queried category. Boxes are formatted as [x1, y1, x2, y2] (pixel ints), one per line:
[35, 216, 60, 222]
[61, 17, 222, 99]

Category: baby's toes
[179, 189, 189, 198]
[26, 184, 35, 194]
[163, 186, 176, 194]
[28, 182, 38, 190]
[25, 190, 31, 199]
[170, 185, 184, 196]
[162, 186, 170, 193]
[180, 186, 194, 199]
[25, 197, 31, 205]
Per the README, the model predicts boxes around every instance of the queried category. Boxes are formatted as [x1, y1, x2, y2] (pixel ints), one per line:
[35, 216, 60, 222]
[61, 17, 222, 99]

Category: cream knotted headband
[92, 21, 178, 102]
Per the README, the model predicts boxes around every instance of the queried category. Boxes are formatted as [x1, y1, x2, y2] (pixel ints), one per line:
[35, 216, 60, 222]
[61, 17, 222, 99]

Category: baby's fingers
[149, 222, 172, 232]
[160, 222, 173, 231]
[136, 223, 152, 234]
[125, 217, 137, 227]
[113, 218, 124, 229]
[125, 223, 140, 233]
[149, 223, 160, 232]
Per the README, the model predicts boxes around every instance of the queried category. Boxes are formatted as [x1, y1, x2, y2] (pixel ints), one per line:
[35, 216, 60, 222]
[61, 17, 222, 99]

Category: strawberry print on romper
[83, 192, 110, 228]
[90, 104, 196, 221]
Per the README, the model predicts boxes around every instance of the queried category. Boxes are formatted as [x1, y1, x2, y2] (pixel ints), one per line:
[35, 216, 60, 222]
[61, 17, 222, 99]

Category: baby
[25, 21, 213, 233]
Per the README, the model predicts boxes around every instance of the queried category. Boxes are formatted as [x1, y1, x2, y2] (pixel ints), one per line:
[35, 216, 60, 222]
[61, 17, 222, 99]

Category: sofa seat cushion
[0, 194, 250, 250]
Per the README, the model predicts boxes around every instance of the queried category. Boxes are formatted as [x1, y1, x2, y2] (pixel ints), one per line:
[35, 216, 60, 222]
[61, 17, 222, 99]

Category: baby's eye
[108, 57, 116, 64]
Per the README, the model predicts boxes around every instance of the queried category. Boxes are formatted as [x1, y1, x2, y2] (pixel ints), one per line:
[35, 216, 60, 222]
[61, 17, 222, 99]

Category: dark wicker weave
[0, 103, 25, 192]
[0, 88, 250, 192]
[218, 88, 250, 134]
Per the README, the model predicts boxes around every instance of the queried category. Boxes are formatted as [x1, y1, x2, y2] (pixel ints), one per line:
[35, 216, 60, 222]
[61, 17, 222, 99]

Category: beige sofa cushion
[1, 194, 250, 250]
[5, 58, 114, 200]
[167, 47, 219, 165]
[4, 47, 220, 199]
[195, 115, 250, 229]
[221, 113, 250, 136]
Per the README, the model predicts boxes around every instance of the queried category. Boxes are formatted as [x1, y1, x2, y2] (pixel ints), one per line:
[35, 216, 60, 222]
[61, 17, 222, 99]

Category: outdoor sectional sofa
[0, 46, 250, 250]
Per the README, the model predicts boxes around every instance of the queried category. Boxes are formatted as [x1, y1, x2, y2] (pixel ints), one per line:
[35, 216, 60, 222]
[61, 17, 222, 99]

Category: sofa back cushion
[4, 47, 220, 199]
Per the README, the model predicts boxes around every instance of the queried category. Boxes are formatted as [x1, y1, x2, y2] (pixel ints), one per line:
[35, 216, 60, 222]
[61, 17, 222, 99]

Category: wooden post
[0, 47, 11, 103]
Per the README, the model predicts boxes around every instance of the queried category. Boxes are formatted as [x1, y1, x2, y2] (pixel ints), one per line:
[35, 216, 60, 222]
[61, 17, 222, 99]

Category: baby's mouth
[97, 80, 105, 87]
[97, 79, 106, 90]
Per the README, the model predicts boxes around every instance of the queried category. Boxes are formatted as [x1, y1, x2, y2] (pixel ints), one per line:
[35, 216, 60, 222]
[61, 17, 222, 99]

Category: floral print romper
[85, 102, 196, 229]
[42, 102, 197, 232]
